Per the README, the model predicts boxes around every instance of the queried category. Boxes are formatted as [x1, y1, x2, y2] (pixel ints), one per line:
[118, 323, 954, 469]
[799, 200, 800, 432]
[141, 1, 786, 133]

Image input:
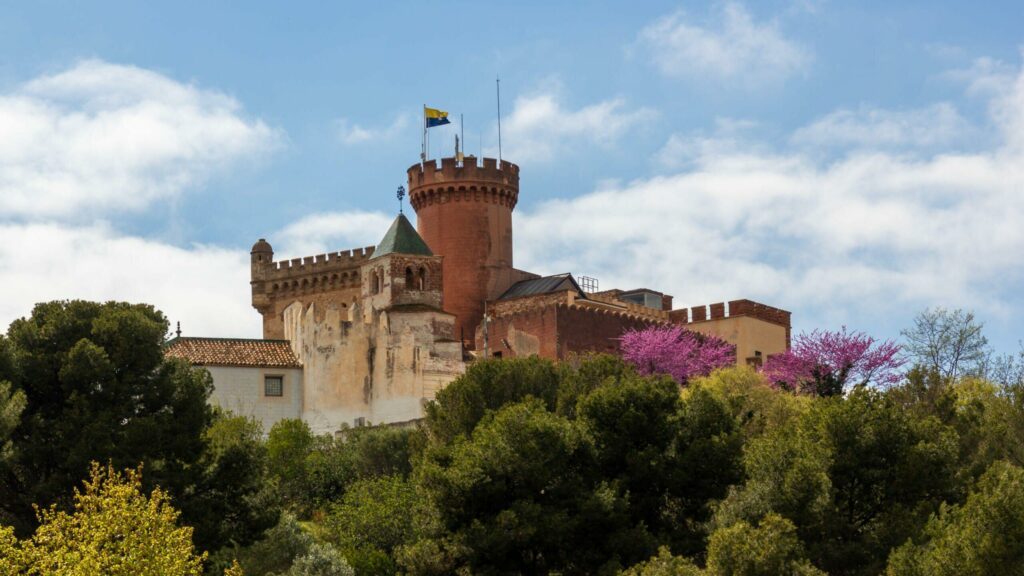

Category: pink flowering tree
[620, 325, 736, 386]
[762, 327, 905, 396]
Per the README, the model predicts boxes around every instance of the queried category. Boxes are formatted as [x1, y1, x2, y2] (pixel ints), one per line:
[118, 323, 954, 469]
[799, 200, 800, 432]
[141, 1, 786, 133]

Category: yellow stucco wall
[688, 316, 788, 365]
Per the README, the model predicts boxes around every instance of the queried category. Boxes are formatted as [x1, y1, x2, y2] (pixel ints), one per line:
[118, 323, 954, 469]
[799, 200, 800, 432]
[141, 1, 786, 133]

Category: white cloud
[637, 3, 810, 84]
[498, 90, 656, 163]
[0, 223, 260, 338]
[0, 59, 280, 220]
[791, 103, 970, 149]
[513, 62, 1024, 333]
[274, 210, 395, 259]
[655, 117, 761, 169]
[336, 112, 411, 146]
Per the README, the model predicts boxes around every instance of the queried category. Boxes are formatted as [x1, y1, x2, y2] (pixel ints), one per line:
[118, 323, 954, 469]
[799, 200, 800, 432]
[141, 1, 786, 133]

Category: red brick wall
[479, 305, 560, 359]
[478, 303, 659, 360]
[409, 158, 520, 347]
[555, 305, 659, 358]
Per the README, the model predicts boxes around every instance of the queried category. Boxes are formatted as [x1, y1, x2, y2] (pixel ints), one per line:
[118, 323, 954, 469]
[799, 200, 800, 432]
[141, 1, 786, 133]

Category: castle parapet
[670, 299, 792, 346]
[407, 157, 519, 211]
[263, 246, 375, 279]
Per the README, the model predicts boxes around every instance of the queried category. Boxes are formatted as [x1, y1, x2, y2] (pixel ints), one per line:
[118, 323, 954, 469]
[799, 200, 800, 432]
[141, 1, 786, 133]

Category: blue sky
[1, 1, 1022, 355]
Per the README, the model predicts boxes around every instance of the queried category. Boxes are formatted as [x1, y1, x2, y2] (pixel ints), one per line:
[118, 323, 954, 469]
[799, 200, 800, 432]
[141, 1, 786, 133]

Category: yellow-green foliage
[686, 367, 812, 438]
[0, 525, 25, 576]
[2, 462, 207, 576]
[707, 514, 825, 576]
[620, 546, 704, 576]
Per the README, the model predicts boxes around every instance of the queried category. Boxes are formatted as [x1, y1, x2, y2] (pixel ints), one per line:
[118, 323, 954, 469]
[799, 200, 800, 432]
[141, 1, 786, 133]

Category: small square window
[264, 376, 283, 397]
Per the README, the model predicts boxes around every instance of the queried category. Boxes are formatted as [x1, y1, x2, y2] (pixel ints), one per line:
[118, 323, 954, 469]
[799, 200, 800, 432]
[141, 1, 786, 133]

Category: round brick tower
[408, 156, 520, 347]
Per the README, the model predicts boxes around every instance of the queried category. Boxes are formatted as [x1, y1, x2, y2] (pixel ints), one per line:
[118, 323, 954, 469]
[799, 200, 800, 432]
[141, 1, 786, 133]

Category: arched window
[372, 270, 381, 294]
[417, 267, 426, 290]
[405, 267, 415, 290]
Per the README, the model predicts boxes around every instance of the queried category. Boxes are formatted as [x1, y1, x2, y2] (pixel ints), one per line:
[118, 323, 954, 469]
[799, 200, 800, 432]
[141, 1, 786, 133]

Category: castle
[166, 156, 792, 434]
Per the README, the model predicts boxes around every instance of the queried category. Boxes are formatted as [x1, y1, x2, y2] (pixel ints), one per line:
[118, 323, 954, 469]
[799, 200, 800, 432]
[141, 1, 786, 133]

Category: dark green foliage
[185, 411, 280, 554]
[556, 353, 639, 418]
[424, 356, 560, 443]
[714, 388, 959, 576]
[669, 387, 745, 555]
[325, 475, 426, 575]
[267, 418, 316, 511]
[0, 301, 212, 536]
[210, 512, 312, 575]
[417, 399, 599, 574]
[305, 425, 418, 508]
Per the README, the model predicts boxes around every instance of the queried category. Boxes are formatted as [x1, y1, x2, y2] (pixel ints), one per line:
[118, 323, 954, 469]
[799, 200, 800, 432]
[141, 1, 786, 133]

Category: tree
[621, 547, 704, 576]
[713, 389, 958, 576]
[267, 418, 315, 510]
[901, 308, 989, 381]
[706, 514, 825, 576]
[325, 475, 428, 575]
[0, 380, 25, 469]
[305, 424, 418, 509]
[620, 325, 735, 386]
[0, 301, 212, 536]
[287, 543, 354, 576]
[762, 327, 904, 396]
[182, 411, 280, 555]
[6, 462, 206, 575]
[886, 461, 1024, 575]
[415, 399, 611, 574]
[210, 512, 313, 576]
[423, 356, 560, 443]
[686, 366, 813, 440]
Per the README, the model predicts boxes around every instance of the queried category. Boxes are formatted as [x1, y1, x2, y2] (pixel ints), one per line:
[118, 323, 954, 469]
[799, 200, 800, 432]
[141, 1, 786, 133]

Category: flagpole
[421, 104, 426, 162]
[496, 76, 503, 164]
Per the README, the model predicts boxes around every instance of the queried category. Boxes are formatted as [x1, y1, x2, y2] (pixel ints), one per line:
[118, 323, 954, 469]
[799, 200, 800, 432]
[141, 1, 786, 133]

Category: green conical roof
[372, 213, 433, 259]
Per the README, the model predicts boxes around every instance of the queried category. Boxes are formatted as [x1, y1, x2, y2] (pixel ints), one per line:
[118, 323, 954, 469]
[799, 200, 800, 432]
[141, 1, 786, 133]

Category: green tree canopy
[714, 388, 959, 576]
[886, 460, 1024, 576]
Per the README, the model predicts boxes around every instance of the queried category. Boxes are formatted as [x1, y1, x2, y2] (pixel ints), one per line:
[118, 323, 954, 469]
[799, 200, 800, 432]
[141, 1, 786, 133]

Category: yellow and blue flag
[425, 106, 451, 128]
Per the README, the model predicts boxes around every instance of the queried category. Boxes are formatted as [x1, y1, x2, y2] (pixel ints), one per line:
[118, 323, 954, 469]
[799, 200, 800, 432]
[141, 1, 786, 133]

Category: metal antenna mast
[496, 76, 503, 164]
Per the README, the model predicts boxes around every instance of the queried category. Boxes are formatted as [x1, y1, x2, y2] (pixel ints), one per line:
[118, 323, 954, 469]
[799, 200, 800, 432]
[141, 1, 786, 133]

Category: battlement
[669, 299, 788, 325]
[670, 299, 792, 346]
[407, 157, 520, 211]
[408, 156, 519, 187]
[262, 246, 376, 280]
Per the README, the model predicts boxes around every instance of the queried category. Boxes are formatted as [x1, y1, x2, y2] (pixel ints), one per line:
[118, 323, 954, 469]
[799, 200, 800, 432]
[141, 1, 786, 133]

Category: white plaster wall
[206, 365, 303, 433]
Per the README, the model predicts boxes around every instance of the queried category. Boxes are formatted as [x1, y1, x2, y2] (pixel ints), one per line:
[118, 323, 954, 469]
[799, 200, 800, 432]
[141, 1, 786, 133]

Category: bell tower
[408, 156, 520, 347]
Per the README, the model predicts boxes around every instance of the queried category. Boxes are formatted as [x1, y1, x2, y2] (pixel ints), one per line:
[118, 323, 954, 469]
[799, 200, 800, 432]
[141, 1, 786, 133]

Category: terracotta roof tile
[165, 337, 301, 368]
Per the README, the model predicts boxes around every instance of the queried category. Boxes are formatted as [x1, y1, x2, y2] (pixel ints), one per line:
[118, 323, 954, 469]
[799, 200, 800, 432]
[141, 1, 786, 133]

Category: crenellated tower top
[407, 156, 519, 211]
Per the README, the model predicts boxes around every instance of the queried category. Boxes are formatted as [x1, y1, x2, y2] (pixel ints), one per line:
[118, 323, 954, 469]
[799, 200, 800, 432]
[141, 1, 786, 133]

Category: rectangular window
[264, 376, 283, 397]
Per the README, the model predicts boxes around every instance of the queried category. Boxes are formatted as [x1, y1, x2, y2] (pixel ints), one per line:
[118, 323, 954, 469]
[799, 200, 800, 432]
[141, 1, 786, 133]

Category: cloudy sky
[1, 1, 1022, 353]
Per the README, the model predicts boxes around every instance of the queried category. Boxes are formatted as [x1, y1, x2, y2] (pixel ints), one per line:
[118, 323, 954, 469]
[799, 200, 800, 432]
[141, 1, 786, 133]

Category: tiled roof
[164, 337, 301, 368]
[499, 273, 585, 300]
[372, 214, 433, 259]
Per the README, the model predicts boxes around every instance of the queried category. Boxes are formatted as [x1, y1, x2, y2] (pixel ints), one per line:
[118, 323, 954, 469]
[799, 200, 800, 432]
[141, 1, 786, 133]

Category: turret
[251, 238, 273, 273]
[408, 156, 520, 346]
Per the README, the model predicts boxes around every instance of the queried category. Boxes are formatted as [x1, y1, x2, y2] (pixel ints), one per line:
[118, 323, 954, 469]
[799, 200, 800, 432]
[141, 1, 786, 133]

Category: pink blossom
[762, 327, 905, 396]
[620, 325, 736, 386]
